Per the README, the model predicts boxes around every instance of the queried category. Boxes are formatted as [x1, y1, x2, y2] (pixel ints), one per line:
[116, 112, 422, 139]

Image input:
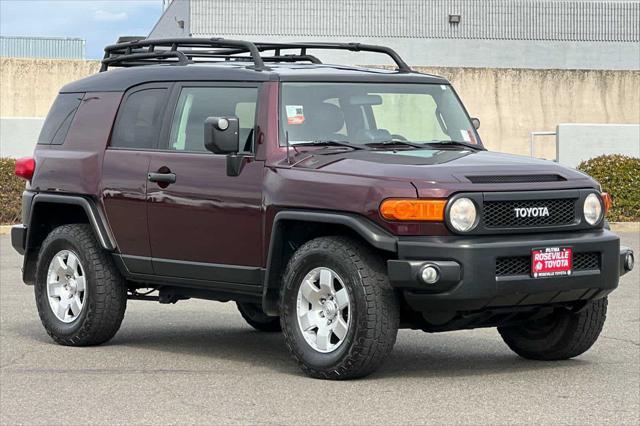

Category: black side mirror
[471, 117, 480, 130]
[204, 116, 240, 154]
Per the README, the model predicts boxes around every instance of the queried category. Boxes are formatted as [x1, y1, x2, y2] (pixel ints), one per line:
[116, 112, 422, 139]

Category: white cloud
[93, 10, 128, 22]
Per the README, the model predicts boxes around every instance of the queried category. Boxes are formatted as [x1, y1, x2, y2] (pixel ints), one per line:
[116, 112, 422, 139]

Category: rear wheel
[498, 298, 608, 360]
[280, 236, 399, 380]
[236, 302, 281, 332]
[35, 224, 127, 346]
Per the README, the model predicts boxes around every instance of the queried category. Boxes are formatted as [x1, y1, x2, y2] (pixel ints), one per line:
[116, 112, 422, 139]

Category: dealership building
[150, 0, 640, 70]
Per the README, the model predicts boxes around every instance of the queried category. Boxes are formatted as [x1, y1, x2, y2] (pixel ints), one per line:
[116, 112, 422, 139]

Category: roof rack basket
[100, 38, 412, 73]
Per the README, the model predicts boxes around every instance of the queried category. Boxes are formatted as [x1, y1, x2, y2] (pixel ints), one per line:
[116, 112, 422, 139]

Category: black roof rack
[100, 38, 412, 73]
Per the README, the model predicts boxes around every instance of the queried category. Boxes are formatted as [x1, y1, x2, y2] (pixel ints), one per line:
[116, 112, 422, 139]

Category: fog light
[625, 252, 634, 272]
[420, 265, 440, 284]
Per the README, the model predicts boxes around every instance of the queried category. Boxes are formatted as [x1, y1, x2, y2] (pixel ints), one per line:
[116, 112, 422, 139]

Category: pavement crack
[601, 335, 640, 347]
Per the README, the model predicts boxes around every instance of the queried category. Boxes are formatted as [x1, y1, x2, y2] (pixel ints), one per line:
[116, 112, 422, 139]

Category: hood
[288, 148, 597, 197]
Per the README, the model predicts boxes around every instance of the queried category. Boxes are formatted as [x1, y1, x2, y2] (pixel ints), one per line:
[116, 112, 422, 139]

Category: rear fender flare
[27, 194, 116, 251]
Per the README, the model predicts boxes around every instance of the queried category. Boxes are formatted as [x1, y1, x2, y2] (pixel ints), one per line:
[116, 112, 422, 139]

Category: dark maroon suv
[11, 38, 634, 379]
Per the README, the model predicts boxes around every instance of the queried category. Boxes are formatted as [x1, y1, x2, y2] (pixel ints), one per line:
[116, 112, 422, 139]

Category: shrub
[577, 155, 640, 222]
[0, 158, 24, 224]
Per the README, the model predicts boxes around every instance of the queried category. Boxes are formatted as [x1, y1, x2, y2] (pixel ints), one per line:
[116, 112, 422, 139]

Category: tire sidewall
[282, 246, 365, 369]
[35, 233, 93, 338]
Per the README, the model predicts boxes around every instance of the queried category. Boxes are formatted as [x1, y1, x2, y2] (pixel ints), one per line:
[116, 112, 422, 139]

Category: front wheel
[498, 297, 608, 360]
[280, 236, 399, 380]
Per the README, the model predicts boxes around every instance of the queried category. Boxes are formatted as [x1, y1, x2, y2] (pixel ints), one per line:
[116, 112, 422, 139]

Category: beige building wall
[417, 67, 640, 158]
[1, 58, 638, 158]
[0, 58, 100, 117]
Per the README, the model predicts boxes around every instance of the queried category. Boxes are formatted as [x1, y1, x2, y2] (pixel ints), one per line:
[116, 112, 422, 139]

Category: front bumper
[388, 229, 632, 312]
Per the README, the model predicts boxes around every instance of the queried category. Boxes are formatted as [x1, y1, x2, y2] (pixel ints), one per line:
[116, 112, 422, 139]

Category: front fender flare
[261, 210, 397, 315]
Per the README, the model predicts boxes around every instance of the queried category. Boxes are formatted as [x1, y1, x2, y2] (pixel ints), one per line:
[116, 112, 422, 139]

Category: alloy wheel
[296, 267, 351, 353]
[46, 250, 86, 323]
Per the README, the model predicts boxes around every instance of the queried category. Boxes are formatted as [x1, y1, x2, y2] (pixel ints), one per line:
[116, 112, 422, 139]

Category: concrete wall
[0, 58, 99, 117]
[0, 118, 44, 158]
[415, 67, 640, 158]
[1, 58, 639, 160]
[556, 124, 640, 167]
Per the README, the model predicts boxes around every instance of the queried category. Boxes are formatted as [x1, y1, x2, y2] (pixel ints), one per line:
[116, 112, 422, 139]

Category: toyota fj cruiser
[11, 38, 635, 379]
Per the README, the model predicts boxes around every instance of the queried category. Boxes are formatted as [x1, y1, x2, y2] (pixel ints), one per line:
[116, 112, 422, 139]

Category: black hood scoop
[466, 174, 566, 184]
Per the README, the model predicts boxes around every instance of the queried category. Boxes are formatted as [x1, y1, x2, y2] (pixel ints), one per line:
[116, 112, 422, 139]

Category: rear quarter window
[38, 93, 84, 145]
[110, 88, 168, 150]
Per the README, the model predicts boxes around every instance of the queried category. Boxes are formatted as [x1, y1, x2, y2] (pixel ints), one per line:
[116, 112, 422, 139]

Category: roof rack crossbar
[177, 52, 322, 64]
[218, 42, 412, 72]
[193, 54, 322, 64]
[101, 51, 190, 70]
[101, 38, 268, 72]
[100, 38, 412, 72]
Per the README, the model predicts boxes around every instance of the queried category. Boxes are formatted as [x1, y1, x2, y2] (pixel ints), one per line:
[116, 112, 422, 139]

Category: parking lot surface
[1, 231, 638, 425]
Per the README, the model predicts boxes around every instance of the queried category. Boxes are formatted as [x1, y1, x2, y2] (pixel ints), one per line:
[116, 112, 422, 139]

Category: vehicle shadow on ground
[10, 314, 586, 379]
[90, 323, 585, 379]
[374, 347, 585, 380]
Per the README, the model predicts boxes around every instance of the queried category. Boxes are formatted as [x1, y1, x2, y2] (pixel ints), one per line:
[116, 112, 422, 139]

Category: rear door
[102, 83, 172, 273]
[146, 83, 265, 287]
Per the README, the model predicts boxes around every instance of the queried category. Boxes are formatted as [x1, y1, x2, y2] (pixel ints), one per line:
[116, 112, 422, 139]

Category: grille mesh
[484, 198, 576, 228]
[573, 252, 600, 271]
[495, 256, 531, 277]
[468, 175, 565, 184]
[496, 252, 600, 277]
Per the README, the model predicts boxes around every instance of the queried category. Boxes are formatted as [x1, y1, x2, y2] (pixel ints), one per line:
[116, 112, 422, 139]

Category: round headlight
[448, 198, 477, 232]
[583, 193, 603, 225]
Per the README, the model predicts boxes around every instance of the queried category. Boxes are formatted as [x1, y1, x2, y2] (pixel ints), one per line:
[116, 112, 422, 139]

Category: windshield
[280, 82, 481, 147]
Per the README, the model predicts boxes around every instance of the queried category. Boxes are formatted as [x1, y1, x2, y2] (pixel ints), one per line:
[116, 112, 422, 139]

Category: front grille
[573, 252, 600, 271]
[496, 252, 600, 277]
[495, 256, 530, 276]
[468, 174, 565, 184]
[484, 198, 576, 228]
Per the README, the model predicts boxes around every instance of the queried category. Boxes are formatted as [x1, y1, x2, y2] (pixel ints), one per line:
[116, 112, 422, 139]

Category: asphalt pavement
[1, 230, 638, 425]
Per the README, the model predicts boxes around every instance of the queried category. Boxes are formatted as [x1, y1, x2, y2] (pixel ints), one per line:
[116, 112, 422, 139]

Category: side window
[371, 93, 448, 141]
[38, 93, 84, 145]
[169, 87, 258, 153]
[111, 88, 167, 149]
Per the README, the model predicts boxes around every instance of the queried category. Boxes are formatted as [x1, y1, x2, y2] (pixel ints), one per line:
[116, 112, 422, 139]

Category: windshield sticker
[467, 130, 478, 145]
[460, 129, 471, 142]
[286, 105, 305, 125]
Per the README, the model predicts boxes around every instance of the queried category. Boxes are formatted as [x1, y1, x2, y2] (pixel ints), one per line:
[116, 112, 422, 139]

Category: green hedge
[0, 158, 24, 225]
[577, 155, 640, 222]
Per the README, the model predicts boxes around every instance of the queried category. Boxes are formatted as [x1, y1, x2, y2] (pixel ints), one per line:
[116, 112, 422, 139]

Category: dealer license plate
[531, 247, 573, 278]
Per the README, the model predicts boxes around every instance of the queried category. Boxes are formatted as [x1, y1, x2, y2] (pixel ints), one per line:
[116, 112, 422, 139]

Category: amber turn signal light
[380, 199, 446, 221]
[601, 192, 612, 215]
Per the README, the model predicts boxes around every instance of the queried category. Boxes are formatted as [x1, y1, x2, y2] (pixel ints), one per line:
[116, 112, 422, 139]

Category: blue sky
[0, 0, 164, 59]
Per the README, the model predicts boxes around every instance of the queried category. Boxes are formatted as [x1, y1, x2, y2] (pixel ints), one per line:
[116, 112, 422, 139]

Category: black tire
[236, 302, 281, 332]
[35, 224, 127, 346]
[498, 298, 608, 360]
[280, 236, 399, 380]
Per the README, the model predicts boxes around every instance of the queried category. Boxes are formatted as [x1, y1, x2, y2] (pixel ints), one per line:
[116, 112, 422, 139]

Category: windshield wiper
[425, 140, 484, 150]
[294, 140, 367, 150]
[366, 139, 424, 149]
